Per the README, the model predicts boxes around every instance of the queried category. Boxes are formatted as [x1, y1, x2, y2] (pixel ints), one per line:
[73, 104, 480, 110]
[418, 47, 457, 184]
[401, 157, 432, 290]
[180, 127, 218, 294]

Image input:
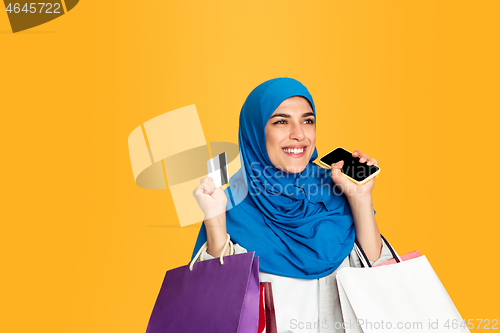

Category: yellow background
[1, 0, 499, 332]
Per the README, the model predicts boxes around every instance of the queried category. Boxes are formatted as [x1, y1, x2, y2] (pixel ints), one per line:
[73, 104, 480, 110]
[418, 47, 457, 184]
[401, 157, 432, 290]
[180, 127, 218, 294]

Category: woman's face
[264, 96, 316, 173]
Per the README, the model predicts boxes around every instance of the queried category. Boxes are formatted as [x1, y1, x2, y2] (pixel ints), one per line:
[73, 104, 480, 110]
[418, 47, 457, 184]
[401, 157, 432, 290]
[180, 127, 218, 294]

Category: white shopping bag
[336, 236, 469, 333]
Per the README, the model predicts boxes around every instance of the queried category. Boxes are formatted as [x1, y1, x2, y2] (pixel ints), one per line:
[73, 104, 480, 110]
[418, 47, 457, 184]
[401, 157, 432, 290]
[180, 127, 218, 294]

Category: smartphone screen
[319, 147, 380, 183]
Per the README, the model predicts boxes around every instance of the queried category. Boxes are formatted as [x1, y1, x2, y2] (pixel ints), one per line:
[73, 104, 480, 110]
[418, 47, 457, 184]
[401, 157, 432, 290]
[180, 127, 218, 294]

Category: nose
[289, 122, 305, 141]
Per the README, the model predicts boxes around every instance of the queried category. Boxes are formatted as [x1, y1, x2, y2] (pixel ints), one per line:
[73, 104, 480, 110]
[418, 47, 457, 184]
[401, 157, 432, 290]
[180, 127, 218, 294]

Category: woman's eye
[273, 119, 315, 125]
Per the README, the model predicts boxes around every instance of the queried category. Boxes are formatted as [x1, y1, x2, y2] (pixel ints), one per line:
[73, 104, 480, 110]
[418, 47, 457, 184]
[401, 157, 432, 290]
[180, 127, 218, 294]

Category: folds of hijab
[191, 77, 355, 279]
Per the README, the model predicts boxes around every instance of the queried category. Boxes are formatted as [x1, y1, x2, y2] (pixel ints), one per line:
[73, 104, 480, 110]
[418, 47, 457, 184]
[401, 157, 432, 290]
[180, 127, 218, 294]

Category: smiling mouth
[282, 147, 306, 156]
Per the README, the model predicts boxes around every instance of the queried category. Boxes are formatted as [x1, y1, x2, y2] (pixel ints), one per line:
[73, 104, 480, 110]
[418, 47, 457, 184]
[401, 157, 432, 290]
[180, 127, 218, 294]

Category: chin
[284, 165, 307, 174]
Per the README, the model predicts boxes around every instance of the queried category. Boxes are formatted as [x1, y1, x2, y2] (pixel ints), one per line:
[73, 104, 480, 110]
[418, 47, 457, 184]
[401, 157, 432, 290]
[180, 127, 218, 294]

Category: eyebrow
[269, 112, 315, 119]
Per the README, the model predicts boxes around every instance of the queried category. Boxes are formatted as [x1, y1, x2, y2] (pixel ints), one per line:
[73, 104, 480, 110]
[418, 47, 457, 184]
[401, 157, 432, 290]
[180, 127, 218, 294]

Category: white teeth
[283, 148, 304, 154]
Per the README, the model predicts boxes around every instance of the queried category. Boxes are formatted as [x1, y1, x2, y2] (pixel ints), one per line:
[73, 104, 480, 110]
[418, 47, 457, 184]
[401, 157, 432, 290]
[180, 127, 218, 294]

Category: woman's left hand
[330, 150, 378, 200]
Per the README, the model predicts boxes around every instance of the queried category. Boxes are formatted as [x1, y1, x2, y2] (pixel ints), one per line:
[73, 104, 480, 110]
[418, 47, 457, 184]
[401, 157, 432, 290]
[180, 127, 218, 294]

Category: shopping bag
[336, 235, 469, 333]
[258, 282, 278, 333]
[145, 248, 260, 333]
[372, 250, 421, 267]
[259, 284, 266, 333]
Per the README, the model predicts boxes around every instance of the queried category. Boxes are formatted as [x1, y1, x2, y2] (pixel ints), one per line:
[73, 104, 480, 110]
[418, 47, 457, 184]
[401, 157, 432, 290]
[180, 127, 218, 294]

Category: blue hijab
[190, 77, 356, 279]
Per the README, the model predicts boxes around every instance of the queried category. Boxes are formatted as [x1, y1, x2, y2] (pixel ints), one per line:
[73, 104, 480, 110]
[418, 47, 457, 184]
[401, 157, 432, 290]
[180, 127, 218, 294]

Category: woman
[191, 77, 393, 333]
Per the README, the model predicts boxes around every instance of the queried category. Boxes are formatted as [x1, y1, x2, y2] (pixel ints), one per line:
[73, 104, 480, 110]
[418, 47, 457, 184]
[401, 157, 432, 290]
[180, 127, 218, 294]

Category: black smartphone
[318, 147, 381, 185]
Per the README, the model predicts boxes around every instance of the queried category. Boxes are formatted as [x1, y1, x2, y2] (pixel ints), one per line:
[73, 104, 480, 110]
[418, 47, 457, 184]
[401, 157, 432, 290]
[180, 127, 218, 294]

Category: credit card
[207, 152, 229, 188]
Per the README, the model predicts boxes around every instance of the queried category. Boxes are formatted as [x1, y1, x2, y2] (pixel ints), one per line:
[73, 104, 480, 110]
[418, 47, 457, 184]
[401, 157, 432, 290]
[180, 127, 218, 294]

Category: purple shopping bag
[146, 251, 260, 333]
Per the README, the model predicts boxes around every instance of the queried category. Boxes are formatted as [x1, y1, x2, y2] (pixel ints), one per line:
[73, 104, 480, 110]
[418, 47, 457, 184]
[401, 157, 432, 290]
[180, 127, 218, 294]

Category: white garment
[195, 237, 394, 333]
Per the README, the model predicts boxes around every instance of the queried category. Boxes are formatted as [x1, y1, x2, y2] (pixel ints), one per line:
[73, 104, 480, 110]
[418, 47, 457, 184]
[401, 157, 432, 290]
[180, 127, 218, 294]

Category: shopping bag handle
[354, 234, 402, 268]
[188, 233, 234, 271]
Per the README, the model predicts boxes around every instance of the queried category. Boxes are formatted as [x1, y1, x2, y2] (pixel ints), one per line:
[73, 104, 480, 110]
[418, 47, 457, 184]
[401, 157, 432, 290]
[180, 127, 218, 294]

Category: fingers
[331, 160, 344, 169]
[203, 176, 216, 187]
[359, 153, 369, 163]
[353, 150, 368, 161]
[193, 186, 205, 198]
[352, 150, 368, 162]
[331, 160, 344, 176]
[200, 176, 216, 186]
[194, 177, 216, 196]
[353, 150, 379, 166]
[330, 160, 348, 189]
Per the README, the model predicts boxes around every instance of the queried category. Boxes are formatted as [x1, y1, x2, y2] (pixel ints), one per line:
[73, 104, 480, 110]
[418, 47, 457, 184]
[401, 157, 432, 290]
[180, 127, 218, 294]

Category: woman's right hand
[193, 177, 228, 221]
[193, 177, 230, 257]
